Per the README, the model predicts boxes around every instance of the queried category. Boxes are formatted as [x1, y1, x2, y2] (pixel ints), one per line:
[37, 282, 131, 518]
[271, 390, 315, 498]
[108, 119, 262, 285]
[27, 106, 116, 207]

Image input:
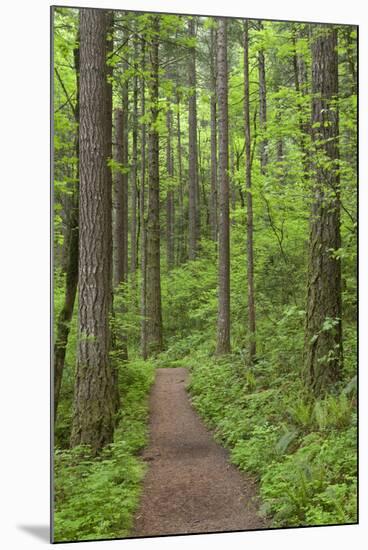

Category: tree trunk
[105, 11, 120, 414]
[146, 15, 163, 356]
[176, 91, 186, 264]
[244, 20, 256, 361]
[70, 9, 114, 453]
[112, 108, 128, 362]
[54, 34, 80, 422]
[188, 17, 199, 260]
[304, 27, 343, 395]
[166, 108, 175, 270]
[216, 19, 230, 355]
[210, 26, 218, 241]
[131, 37, 139, 279]
[258, 21, 268, 173]
[140, 41, 148, 359]
[122, 43, 129, 280]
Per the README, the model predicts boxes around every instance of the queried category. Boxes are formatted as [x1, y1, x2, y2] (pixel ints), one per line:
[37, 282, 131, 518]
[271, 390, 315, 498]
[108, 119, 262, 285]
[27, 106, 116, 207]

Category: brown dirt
[132, 367, 266, 537]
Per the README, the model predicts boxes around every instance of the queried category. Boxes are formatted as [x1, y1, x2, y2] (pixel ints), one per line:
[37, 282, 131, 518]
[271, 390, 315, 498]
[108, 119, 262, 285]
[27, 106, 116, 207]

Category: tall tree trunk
[216, 19, 230, 355]
[188, 17, 199, 260]
[244, 20, 256, 361]
[105, 11, 120, 414]
[258, 21, 268, 173]
[304, 27, 343, 395]
[54, 34, 80, 421]
[166, 108, 175, 270]
[122, 43, 129, 280]
[140, 41, 148, 359]
[146, 15, 163, 356]
[130, 37, 139, 279]
[176, 91, 186, 264]
[113, 30, 129, 362]
[209, 27, 218, 237]
[112, 109, 128, 362]
[70, 9, 114, 453]
[210, 25, 218, 241]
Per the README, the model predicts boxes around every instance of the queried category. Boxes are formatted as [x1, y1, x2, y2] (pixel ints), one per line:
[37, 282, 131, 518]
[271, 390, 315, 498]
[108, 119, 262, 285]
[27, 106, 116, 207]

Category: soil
[132, 367, 266, 538]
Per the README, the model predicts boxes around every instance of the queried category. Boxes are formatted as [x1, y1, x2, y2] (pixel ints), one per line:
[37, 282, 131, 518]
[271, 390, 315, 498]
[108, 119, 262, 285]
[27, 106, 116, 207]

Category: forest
[52, 6, 357, 542]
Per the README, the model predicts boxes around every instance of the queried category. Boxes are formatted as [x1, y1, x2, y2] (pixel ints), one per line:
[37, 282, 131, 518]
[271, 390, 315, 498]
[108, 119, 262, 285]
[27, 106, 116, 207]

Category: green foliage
[53, 358, 155, 542]
[53, 7, 357, 538]
[186, 347, 356, 528]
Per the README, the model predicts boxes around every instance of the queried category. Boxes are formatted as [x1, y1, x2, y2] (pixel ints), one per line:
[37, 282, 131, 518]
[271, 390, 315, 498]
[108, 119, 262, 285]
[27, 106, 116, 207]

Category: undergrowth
[183, 346, 357, 528]
[53, 358, 155, 542]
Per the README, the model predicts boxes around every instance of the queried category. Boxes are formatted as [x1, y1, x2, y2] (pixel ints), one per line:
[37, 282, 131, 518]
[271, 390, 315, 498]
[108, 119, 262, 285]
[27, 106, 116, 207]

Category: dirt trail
[132, 367, 265, 537]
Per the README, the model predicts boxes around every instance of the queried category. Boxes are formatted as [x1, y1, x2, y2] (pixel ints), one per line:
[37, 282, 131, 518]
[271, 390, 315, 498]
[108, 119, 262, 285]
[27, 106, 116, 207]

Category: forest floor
[132, 367, 266, 537]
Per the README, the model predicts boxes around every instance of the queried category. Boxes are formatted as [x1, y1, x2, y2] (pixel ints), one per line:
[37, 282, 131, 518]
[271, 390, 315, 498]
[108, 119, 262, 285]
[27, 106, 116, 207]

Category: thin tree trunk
[140, 41, 148, 359]
[131, 37, 139, 279]
[146, 15, 163, 356]
[216, 19, 230, 355]
[210, 25, 218, 241]
[166, 108, 175, 270]
[258, 21, 268, 173]
[105, 11, 120, 414]
[244, 20, 256, 361]
[176, 91, 186, 264]
[122, 43, 129, 280]
[70, 9, 114, 453]
[304, 27, 343, 395]
[188, 17, 199, 260]
[112, 109, 128, 362]
[54, 34, 80, 421]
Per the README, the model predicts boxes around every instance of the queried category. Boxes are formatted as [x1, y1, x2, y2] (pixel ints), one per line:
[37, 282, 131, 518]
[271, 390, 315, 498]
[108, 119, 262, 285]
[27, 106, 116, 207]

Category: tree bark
[131, 36, 139, 278]
[258, 21, 268, 173]
[105, 11, 120, 414]
[176, 91, 186, 264]
[188, 17, 199, 260]
[166, 108, 175, 270]
[70, 9, 115, 453]
[304, 27, 343, 395]
[216, 19, 231, 355]
[244, 20, 256, 361]
[140, 41, 148, 359]
[146, 15, 163, 356]
[210, 25, 218, 241]
[112, 108, 128, 362]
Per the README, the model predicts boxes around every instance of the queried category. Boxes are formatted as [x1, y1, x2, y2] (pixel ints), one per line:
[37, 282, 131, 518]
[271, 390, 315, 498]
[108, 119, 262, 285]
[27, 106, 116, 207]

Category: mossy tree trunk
[244, 20, 256, 361]
[216, 18, 230, 355]
[70, 9, 115, 454]
[146, 15, 163, 356]
[304, 27, 343, 395]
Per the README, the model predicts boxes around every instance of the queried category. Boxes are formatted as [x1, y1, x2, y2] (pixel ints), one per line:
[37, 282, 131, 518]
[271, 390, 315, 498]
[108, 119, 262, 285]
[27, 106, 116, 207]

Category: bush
[53, 358, 155, 542]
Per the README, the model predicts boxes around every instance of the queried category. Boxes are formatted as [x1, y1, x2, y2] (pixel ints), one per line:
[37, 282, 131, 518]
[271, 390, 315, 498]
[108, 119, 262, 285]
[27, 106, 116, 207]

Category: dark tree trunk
[188, 17, 199, 260]
[122, 44, 129, 280]
[146, 15, 163, 356]
[244, 20, 256, 361]
[258, 21, 268, 173]
[140, 41, 148, 359]
[166, 109, 175, 270]
[176, 91, 186, 264]
[209, 25, 218, 241]
[70, 9, 114, 453]
[113, 29, 129, 291]
[54, 34, 80, 422]
[131, 37, 139, 279]
[304, 27, 343, 395]
[104, 11, 120, 414]
[216, 19, 230, 355]
[112, 108, 128, 361]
